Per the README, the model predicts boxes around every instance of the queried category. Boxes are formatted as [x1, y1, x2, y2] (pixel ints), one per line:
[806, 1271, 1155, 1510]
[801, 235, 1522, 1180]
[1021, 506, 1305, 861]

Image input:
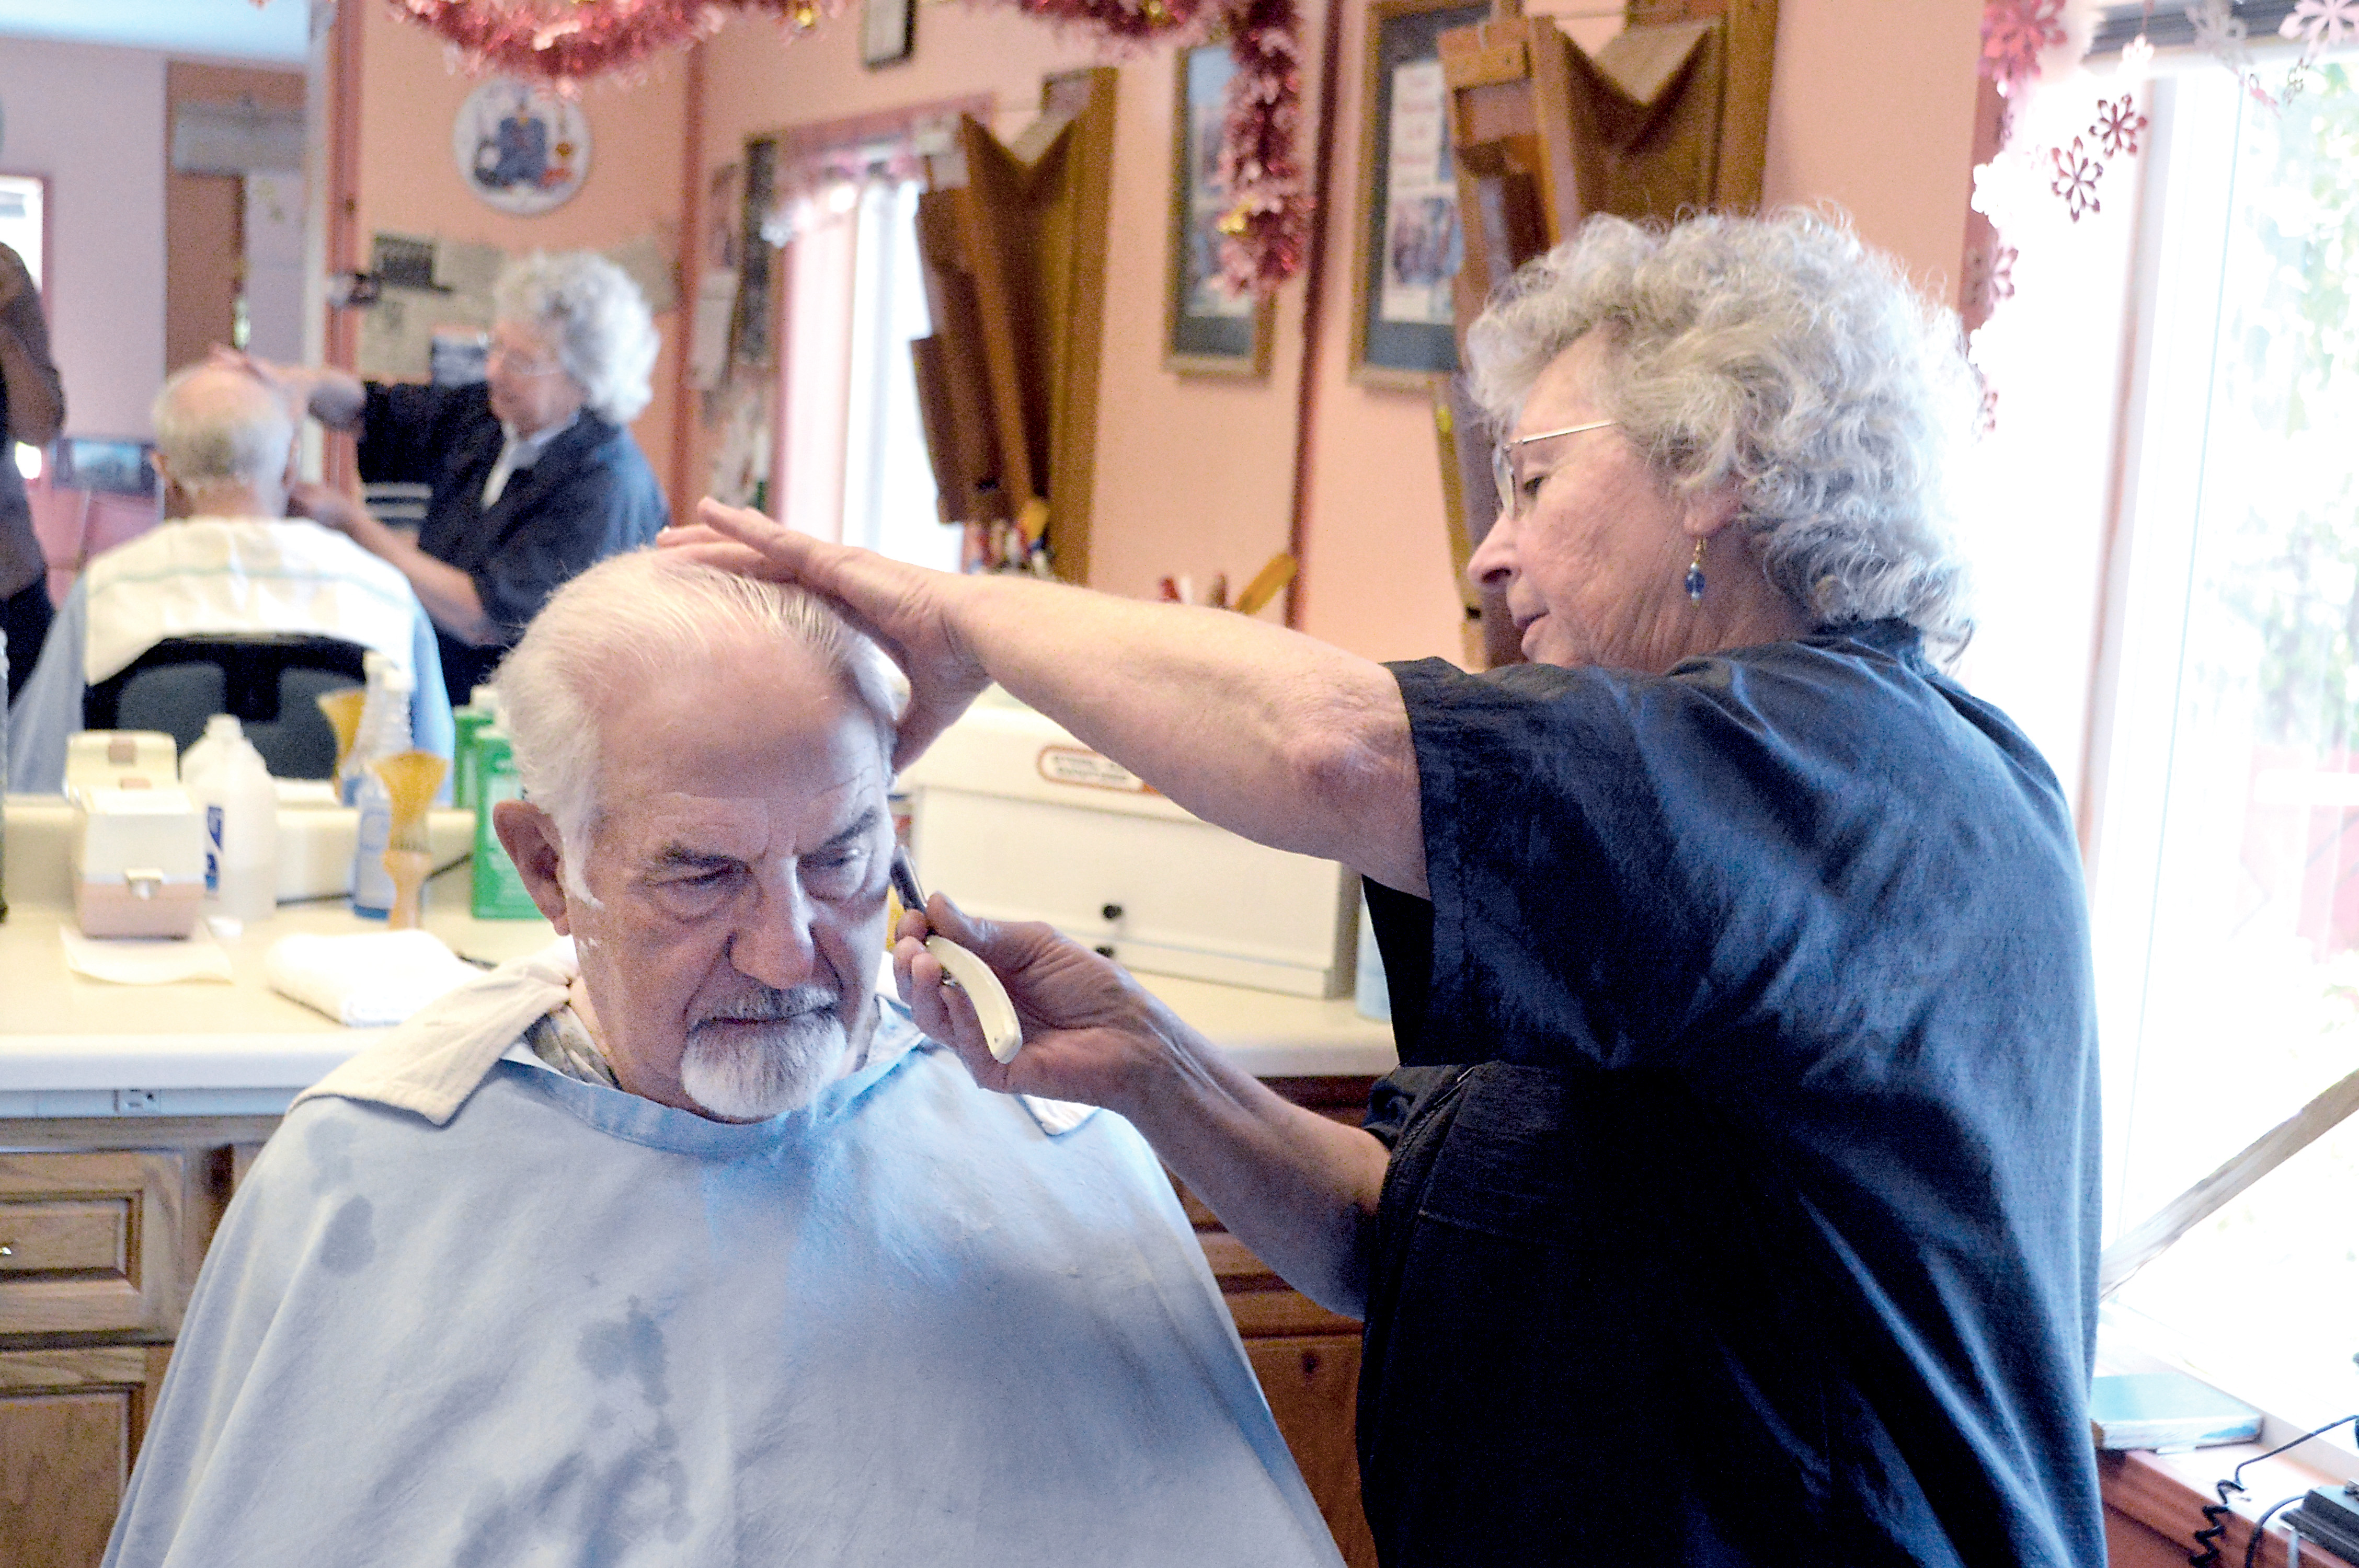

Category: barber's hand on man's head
[892, 895, 1182, 1117]
[287, 480, 367, 535]
[664, 499, 992, 769]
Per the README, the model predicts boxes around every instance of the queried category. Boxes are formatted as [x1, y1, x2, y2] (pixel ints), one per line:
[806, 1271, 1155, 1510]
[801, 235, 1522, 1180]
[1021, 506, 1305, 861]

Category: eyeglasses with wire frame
[1490, 419, 1621, 520]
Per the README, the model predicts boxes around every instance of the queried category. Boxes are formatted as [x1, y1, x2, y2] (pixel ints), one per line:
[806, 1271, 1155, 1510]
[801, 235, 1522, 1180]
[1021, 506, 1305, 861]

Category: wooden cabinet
[0, 1346, 170, 1568]
[1185, 1076, 1381, 1568]
[0, 1120, 267, 1568]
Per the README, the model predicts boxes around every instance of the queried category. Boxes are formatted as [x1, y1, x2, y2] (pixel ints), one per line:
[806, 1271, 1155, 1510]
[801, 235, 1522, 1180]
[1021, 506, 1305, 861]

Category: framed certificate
[1165, 43, 1274, 377]
[1349, 0, 1485, 389]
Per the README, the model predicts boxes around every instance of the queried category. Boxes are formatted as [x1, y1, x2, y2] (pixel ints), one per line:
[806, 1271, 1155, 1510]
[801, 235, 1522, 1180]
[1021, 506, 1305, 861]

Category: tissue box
[71, 787, 205, 939]
[63, 731, 180, 793]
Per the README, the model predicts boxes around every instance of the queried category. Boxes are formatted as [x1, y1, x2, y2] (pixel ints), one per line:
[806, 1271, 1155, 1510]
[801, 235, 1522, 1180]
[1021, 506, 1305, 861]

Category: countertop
[2, 810, 1396, 1116]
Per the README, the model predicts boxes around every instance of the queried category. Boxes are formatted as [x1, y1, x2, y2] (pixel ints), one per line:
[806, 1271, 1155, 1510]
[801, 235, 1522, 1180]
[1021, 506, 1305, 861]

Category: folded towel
[265, 929, 482, 1027]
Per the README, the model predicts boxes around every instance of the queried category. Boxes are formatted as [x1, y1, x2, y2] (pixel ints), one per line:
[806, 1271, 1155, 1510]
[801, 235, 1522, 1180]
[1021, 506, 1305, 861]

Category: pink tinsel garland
[1210, 0, 1310, 297]
[388, 0, 1310, 292]
[393, 1, 835, 85]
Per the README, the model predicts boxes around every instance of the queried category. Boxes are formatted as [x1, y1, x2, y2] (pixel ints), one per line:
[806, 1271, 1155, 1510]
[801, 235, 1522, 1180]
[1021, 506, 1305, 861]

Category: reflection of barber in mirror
[0, 238, 65, 704]
[221, 249, 667, 708]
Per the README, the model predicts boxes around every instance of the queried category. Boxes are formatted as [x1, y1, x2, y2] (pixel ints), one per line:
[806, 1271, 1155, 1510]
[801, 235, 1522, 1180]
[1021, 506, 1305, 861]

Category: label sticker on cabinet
[1037, 747, 1152, 793]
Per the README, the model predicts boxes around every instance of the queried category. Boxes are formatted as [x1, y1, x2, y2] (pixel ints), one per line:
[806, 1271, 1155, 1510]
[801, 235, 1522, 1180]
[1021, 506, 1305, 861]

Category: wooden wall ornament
[1439, 0, 1779, 329]
[1429, 0, 1779, 669]
[909, 69, 1119, 581]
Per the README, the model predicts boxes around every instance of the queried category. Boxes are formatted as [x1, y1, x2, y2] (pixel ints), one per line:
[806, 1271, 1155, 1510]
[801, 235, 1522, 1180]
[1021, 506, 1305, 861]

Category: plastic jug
[183, 715, 279, 924]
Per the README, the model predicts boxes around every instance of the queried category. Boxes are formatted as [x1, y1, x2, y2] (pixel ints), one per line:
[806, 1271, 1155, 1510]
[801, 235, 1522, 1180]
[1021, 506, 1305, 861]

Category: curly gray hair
[1464, 210, 1978, 650]
[494, 250, 660, 426]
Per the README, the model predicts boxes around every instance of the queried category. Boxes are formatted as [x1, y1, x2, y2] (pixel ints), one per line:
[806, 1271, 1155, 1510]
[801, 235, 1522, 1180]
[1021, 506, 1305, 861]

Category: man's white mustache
[694, 986, 836, 1027]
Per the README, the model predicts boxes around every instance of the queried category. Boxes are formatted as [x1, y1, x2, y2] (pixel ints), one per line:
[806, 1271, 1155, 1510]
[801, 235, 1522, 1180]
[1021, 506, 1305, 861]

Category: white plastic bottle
[350, 669, 414, 918]
[186, 715, 279, 924]
[341, 651, 397, 805]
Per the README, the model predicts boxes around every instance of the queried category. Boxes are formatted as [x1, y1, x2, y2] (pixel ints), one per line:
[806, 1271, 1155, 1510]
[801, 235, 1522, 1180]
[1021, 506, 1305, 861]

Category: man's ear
[492, 799, 576, 932]
[147, 451, 186, 521]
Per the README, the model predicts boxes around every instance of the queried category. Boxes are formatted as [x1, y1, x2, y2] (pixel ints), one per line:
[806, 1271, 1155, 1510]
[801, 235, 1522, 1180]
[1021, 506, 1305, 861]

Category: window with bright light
[776, 164, 958, 573]
[0, 174, 42, 291]
[1, 174, 46, 481]
[2092, 56, 2359, 1441]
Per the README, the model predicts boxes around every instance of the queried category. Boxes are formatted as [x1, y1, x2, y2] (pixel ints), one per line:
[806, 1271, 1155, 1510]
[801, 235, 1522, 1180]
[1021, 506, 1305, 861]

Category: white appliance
[897, 700, 1358, 999]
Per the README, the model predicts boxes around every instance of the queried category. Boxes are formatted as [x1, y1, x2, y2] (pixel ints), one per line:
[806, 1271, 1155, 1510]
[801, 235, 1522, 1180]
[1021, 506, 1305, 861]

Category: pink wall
[689, 5, 1308, 606]
[686, 0, 1991, 663]
[1760, 0, 1986, 294]
[1296, 0, 1994, 664]
[0, 36, 168, 439]
[352, 4, 690, 515]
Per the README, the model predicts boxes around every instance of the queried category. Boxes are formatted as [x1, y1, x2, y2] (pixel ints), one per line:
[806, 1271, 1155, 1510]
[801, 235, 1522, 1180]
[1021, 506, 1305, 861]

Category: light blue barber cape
[104, 955, 1345, 1567]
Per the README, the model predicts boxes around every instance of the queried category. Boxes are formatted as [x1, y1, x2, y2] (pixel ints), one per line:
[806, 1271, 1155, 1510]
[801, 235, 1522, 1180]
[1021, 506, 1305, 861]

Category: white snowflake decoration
[2187, 0, 2249, 65]
[2281, 0, 2359, 61]
[2120, 31, 2156, 77]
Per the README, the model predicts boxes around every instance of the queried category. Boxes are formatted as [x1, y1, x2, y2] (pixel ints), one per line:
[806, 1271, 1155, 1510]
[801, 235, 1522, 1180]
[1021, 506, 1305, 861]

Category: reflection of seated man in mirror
[5, 362, 451, 790]
[101, 551, 1344, 1568]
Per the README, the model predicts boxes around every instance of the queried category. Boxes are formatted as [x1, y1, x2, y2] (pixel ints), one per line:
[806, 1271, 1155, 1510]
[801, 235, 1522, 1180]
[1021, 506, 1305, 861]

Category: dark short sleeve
[1381, 654, 1716, 1071]
[464, 442, 663, 633]
[357, 382, 488, 487]
[1381, 626, 2082, 1083]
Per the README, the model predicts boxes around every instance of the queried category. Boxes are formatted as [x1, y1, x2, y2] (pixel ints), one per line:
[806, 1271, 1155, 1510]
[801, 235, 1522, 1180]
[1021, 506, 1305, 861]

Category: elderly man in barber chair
[7, 361, 451, 791]
[101, 549, 1345, 1568]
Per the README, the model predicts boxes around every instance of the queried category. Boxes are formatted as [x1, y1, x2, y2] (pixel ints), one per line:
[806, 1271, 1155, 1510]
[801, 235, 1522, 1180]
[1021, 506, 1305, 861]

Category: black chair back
[83, 634, 372, 779]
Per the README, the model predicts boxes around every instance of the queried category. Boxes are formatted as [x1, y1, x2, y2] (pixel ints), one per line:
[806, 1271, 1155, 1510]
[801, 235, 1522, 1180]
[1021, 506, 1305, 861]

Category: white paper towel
[59, 929, 235, 985]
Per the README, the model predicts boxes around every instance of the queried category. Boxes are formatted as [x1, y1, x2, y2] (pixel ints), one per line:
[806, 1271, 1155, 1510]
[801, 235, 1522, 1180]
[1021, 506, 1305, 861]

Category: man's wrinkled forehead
[606, 785, 886, 867]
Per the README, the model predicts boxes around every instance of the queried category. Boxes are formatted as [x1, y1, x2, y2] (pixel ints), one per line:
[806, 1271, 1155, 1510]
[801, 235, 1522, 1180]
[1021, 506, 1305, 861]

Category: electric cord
[2244, 1495, 2307, 1568]
[2190, 1413, 2359, 1568]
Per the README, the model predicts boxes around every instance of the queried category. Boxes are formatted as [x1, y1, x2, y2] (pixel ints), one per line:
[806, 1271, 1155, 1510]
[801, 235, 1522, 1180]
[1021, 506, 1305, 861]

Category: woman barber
[234, 250, 667, 706]
[672, 212, 2103, 1567]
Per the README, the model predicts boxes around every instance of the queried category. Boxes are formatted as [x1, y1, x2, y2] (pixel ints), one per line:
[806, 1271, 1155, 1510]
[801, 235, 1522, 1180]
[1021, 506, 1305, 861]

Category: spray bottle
[350, 662, 415, 918]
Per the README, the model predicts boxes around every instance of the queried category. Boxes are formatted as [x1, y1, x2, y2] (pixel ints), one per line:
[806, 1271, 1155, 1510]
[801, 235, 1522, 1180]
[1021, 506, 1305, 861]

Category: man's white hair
[494, 250, 660, 426]
[152, 363, 295, 489]
[494, 549, 902, 889]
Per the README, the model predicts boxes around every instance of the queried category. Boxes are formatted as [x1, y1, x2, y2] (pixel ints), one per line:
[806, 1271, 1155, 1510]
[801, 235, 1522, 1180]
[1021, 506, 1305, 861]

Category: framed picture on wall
[1164, 42, 1274, 378]
[862, 0, 915, 68]
[1349, 0, 1485, 390]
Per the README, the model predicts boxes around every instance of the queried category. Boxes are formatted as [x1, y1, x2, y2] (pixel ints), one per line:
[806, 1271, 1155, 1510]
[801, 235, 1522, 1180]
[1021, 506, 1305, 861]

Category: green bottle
[470, 731, 542, 919]
[451, 685, 499, 811]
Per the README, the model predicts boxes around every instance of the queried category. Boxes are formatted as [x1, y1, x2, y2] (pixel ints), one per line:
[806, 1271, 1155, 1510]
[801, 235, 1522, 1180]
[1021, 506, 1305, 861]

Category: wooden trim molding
[2104, 1446, 2357, 1568]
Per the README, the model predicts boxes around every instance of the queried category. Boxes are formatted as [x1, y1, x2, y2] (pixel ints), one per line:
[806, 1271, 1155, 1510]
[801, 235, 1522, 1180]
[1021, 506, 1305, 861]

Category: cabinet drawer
[0, 1152, 191, 1338]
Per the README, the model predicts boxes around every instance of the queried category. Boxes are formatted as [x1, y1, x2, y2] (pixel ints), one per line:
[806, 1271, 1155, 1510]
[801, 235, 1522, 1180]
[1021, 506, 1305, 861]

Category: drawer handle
[0, 1244, 13, 1258]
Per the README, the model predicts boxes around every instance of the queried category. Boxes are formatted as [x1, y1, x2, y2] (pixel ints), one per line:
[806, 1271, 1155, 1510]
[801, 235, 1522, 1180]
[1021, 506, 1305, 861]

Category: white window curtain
[778, 184, 858, 543]
[775, 170, 953, 570]
[841, 177, 955, 571]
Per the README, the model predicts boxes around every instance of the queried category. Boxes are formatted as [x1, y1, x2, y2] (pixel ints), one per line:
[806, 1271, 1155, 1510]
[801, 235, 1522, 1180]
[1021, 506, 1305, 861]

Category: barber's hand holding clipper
[892, 894, 1199, 1115]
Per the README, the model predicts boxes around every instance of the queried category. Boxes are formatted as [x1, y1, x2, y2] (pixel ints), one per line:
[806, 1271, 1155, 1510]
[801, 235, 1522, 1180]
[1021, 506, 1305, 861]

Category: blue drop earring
[1684, 538, 1707, 604]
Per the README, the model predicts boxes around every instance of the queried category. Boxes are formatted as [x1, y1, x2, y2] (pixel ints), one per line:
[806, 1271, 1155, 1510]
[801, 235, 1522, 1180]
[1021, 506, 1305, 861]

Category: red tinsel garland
[1209, 0, 1309, 297]
[390, 0, 1310, 292]
[393, 0, 837, 83]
